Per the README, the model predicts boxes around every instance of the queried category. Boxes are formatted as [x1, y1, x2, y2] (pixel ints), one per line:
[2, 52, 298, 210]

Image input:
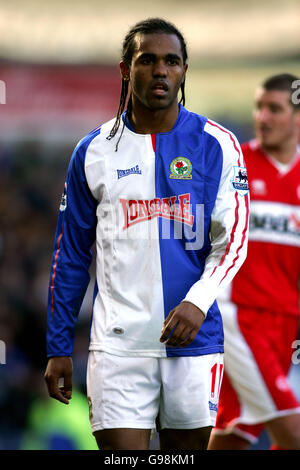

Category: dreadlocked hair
[106, 17, 188, 151]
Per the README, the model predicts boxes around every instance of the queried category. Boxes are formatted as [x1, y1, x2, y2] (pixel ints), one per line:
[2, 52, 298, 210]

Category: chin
[261, 139, 279, 150]
[257, 134, 274, 148]
[148, 102, 170, 111]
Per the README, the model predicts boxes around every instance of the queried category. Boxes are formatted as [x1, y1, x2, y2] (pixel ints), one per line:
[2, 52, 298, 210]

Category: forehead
[133, 32, 183, 59]
[254, 87, 292, 107]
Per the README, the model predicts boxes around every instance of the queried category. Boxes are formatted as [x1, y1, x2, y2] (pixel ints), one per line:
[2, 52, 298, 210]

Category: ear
[120, 61, 130, 81]
[181, 63, 188, 85]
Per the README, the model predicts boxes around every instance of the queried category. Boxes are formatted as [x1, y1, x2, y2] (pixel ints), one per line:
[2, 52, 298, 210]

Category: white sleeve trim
[183, 119, 250, 315]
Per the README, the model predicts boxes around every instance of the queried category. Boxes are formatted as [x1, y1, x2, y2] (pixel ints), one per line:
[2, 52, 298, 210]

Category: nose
[152, 59, 167, 77]
[255, 106, 270, 124]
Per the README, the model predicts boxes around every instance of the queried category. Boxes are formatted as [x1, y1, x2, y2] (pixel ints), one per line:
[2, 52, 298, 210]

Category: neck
[261, 136, 298, 164]
[129, 98, 180, 134]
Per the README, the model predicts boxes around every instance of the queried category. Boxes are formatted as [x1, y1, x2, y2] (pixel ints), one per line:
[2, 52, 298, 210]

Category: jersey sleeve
[183, 123, 250, 315]
[46, 135, 98, 357]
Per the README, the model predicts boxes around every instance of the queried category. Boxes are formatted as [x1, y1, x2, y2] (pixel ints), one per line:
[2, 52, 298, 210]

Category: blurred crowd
[0, 140, 97, 450]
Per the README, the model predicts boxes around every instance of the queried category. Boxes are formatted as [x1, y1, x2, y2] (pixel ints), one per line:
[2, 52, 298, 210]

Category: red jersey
[229, 140, 300, 315]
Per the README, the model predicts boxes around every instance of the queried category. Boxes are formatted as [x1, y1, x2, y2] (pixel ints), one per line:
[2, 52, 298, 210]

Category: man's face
[253, 87, 299, 149]
[121, 32, 187, 111]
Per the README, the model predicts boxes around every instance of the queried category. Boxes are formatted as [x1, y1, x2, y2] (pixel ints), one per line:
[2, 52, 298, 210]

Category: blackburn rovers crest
[169, 157, 192, 180]
[231, 166, 249, 196]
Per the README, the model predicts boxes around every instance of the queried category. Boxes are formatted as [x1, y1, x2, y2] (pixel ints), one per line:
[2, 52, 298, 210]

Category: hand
[44, 356, 73, 404]
[159, 301, 205, 348]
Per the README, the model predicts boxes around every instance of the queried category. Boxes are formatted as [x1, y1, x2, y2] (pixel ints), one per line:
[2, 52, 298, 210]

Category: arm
[45, 135, 97, 401]
[160, 126, 249, 347]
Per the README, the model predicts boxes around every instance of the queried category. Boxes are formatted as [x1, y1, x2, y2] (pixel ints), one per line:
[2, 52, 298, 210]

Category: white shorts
[86, 351, 224, 433]
[214, 301, 300, 443]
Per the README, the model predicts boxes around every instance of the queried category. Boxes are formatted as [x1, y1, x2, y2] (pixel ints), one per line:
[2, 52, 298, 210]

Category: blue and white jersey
[46, 105, 249, 358]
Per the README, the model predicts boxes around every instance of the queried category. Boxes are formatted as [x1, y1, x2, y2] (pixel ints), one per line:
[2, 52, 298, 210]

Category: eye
[254, 102, 262, 110]
[139, 56, 153, 65]
[167, 58, 179, 66]
[269, 104, 282, 113]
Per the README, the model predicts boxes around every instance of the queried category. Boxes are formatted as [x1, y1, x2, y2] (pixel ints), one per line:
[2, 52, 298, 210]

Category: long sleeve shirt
[46, 105, 249, 358]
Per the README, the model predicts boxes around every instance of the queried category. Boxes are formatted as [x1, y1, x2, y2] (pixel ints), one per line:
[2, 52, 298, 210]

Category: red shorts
[214, 302, 300, 443]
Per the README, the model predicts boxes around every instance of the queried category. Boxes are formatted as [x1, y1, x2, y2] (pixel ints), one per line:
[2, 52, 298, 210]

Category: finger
[59, 387, 72, 401]
[160, 317, 178, 343]
[175, 326, 193, 347]
[162, 309, 175, 326]
[164, 324, 190, 347]
[47, 376, 70, 404]
[178, 329, 198, 348]
[161, 315, 174, 335]
[61, 374, 73, 400]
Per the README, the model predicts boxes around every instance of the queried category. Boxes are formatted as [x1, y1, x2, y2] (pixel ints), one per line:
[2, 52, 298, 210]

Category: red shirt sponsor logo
[120, 193, 194, 230]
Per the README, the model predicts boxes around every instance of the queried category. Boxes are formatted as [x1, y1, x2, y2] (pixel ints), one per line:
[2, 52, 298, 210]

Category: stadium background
[0, 0, 299, 450]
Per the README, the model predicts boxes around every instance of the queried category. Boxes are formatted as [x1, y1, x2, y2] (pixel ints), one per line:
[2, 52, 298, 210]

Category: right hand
[44, 356, 73, 404]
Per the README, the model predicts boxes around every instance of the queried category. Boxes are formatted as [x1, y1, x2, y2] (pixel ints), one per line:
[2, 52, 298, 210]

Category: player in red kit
[208, 73, 300, 450]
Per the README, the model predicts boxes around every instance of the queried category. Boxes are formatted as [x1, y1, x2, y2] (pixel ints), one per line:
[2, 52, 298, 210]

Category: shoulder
[180, 109, 240, 152]
[200, 118, 243, 167]
[180, 107, 207, 132]
[71, 117, 117, 166]
[75, 118, 116, 153]
[241, 139, 259, 156]
[241, 139, 265, 169]
[204, 119, 240, 149]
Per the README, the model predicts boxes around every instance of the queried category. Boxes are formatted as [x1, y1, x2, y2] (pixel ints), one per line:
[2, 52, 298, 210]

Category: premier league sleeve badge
[231, 166, 249, 196]
[59, 182, 67, 211]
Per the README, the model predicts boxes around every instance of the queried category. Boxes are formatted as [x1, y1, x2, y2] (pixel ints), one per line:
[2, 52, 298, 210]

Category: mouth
[257, 125, 272, 136]
[150, 81, 169, 96]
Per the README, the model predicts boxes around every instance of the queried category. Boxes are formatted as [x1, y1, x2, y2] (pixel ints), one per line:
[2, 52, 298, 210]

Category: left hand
[159, 301, 205, 348]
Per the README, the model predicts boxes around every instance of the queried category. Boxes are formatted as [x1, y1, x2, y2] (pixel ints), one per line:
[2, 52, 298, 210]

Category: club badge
[169, 157, 192, 180]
